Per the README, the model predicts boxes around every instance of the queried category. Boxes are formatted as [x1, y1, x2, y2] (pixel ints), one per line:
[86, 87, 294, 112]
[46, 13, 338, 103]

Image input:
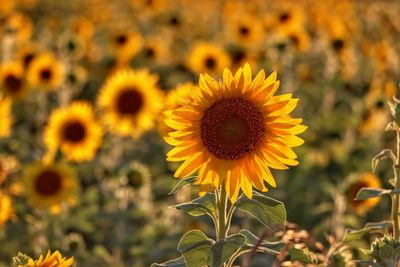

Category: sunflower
[0, 94, 12, 138]
[187, 42, 231, 76]
[26, 53, 64, 91]
[346, 173, 381, 214]
[159, 82, 195, 136]
[97, 69, 164, 138]
[111, 30, 143, 63]
[18, 250, 74, 267]
[44, 101, 103, 162]
[225, 15, 264, 47]
[0, 61, 27, 98]
[2, 12, 32, 43]
[23, 161, 79, 210]
[0, 192, 14, 227]
[165, 63, 307, 202]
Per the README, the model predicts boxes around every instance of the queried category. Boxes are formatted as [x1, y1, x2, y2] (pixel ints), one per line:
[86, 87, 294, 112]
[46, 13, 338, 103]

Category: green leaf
[177, 230, 214, 267]
[235, 192, 286, 231]
[239, 229, 285, 255]
[151, 257, 186, 267]
[343, 227, 381, 243]
[175, 193, 216, 218]
[355, 188, 391, 201]
[169, 176, 197, 195]
[208, 234, 246, 267]
[12, 253, 30, 266]
[379, 243, 397, 266]
[289, 248, 318, 264]
[365, 221, 392, 231]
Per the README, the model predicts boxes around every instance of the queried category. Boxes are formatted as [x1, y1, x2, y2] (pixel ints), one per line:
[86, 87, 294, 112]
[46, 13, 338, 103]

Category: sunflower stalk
[216, 185, 228, 242]
[392, 128, 400, 241]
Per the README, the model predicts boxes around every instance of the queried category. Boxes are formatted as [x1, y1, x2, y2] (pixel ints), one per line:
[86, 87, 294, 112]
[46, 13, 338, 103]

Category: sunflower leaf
[169, 176, 197, 195]
[175, 193, 216, 219]
[289, 248, 319, 264]
[354, 188, 392, 200]
[208, 234, 247, 267]
[343, 226, 382, 243]
[235, 192, 286, 231]
[238, 229, 285, 255]
[177, 230, 214, 267]
[151, 256, 186, 267]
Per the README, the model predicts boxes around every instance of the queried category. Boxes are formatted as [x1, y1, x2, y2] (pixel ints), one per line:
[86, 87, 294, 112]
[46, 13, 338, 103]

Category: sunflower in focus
[187, 43, 231, 76]
[97, 69, 163, 138]
[26, 53, 64, 90]
[23, 162, 79, 210]
[0, 61, 27, 98]
[159, 82, 195, 136]
[18, 250, 74, 267]
[45, 101, 103, 162]
[165, 63, 307, 202]
[346, 173, 382, 214]
[0, 94, 12, 138]
[0, 193, 14, 227]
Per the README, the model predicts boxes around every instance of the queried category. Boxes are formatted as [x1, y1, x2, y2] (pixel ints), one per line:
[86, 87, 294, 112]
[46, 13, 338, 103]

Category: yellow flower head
[346, 173, 382, 214]
[111, 30, 143, 63]
[0, 94, 12, 138]
[19, 250, 74, 267]
[0, 192, 14, 227]
[23, 162, 79, 210]
[165, 63, 307, 203]
[0, 61, 27, 99]
[27, 53, 64, 91]
[187, 42, 231, 76]
[44, 101, 103, 162]
[97, 68, 164, 138]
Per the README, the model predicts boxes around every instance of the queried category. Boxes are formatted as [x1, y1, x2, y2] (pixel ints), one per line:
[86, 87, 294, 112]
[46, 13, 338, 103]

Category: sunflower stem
[216, 185, 228, 241]
[392, 129, 400, 241]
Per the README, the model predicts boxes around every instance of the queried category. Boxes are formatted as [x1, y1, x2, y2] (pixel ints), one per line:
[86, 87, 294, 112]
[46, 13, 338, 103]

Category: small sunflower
[3, 12, 32, 43]
[0, 94, 12, 138]
[23, 162, 79, 210]
[165, 63, 306, 202]
[97, 69, 164, 138]
[44, 101, 103, 162]
[111, 30, 143, 63]
[187, 42, 231, 76]
[18, 250, 74, 267]
[0, 61, 27, 98]
[0, 192, 14, 227]
[226, 15, 263, 47]
[27, 53, 64, 91]
[346, 173, 382, 214]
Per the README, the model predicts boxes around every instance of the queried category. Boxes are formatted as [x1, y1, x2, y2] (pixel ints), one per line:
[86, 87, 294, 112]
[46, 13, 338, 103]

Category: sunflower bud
[366, 235, 400, 266]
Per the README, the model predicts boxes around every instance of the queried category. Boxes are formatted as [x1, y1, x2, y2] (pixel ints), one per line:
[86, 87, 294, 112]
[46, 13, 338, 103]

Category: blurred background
[0, 0, 399, 266]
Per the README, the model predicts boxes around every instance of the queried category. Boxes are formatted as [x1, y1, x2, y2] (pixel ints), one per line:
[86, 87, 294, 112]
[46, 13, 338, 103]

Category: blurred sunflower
[159, 82, 195, 136]
[0, 94, 12, 138]
[0, 192, 14, 227]
[346, 173, 381, 214]
[23, 162, 79, 210]
[27, 53, 64, 90]
[111, 30, 143, 63]
[18, 250, 74, 267]
[16, 43, 39, 69]
[2, 12, 32, 43]
[141, 36, 170, 66]
[187, 42, 231, 76]
[97, 69, 163, 138]
[45, 101, 103, 162]
[226, 15, 263, 47]
[0, 61, 27, 98]
[165, 63, 307, 202]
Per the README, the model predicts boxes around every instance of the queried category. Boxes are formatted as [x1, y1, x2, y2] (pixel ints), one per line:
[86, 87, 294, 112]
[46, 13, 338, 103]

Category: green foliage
[289, 248, 319, 265]
[362, 236, 400, 267]
[177, 230, 214, 267]
[208, 234, 246, 267]
[355, 188, 391, 201]
[151, 257, 186, 267]
[174, 193, 216, 219]
[235, 192, 286, 231]
[169, 176, 197, 195]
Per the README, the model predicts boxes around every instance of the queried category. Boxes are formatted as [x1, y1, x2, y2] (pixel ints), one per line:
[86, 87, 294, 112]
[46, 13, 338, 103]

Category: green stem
[216, 185, 228, 241]
[393, 129, 400, 241]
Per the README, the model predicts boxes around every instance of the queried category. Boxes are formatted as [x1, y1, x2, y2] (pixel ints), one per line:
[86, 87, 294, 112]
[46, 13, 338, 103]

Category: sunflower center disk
[34, 169, 62, 196]
[63, 121, 86, 143]
[116, 89, 144, 115]
[201, 97, 265, 160]
[5, 75, 22, 93]
[40, 68, 53, 81]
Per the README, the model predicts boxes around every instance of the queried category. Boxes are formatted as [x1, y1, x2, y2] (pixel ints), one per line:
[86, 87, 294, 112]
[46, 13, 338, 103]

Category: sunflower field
[0, 0, 399, 266]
